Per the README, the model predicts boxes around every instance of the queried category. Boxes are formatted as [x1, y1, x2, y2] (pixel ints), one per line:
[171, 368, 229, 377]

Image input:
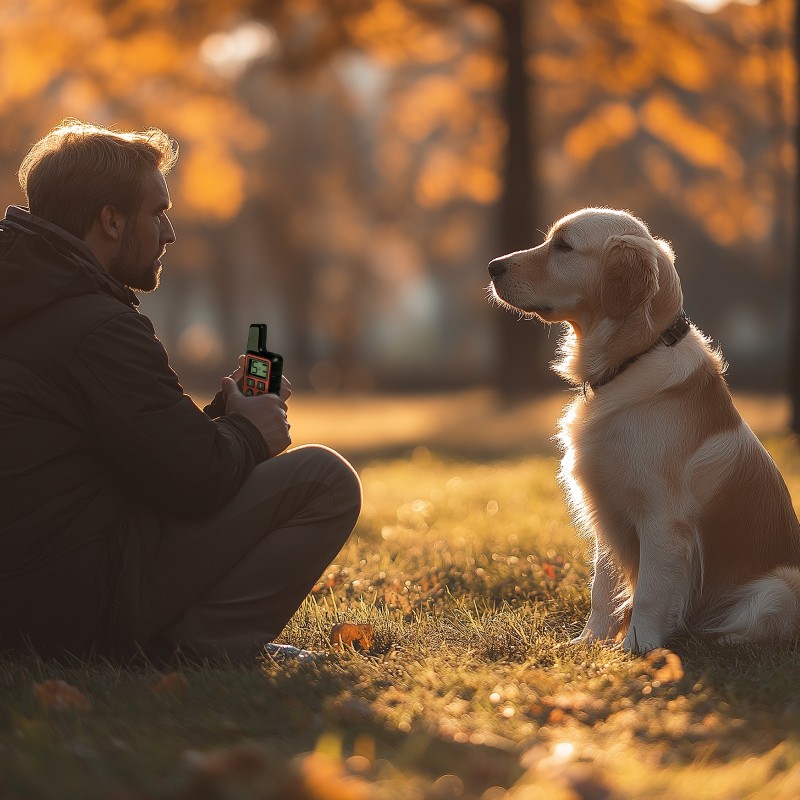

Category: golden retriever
[488, 207, 800, 652]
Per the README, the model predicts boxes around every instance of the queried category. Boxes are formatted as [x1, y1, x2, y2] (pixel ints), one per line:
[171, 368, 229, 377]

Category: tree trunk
[490, 0, 561, 399]
[790, 0, 800, 432]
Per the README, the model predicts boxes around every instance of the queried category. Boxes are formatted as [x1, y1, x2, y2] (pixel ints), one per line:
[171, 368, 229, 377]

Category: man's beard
[108, 224, 161, 293]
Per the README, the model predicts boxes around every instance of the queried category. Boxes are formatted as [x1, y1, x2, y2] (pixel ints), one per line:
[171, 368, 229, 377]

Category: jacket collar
[5, 206, 102, 268]
[2, 206, 139, 308]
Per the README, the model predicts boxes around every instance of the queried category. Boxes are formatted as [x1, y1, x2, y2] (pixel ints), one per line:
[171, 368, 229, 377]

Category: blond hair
[18, 118, 178, 238]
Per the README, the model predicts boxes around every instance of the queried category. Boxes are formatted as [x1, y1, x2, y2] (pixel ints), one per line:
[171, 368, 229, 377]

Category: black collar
[584, 311, 691, 396]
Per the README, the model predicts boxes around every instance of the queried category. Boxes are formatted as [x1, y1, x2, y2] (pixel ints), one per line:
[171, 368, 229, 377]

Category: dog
[488, 207, 800, 652]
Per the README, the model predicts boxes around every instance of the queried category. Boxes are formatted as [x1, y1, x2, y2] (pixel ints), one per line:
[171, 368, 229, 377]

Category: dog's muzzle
[488, 256, 509, 279]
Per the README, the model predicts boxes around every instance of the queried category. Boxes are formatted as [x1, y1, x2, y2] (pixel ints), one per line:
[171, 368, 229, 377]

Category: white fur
[489, 207, 800, 651]
[708, 575, 800, 643]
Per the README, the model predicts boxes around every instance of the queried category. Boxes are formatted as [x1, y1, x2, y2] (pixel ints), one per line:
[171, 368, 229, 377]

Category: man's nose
[162, 214, 177, 245]
[488, 256, 509, 279]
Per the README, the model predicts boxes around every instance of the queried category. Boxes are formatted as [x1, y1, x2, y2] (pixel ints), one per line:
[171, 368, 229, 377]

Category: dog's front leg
[622, 521, 696, 653]
[571, 542, 623, 644]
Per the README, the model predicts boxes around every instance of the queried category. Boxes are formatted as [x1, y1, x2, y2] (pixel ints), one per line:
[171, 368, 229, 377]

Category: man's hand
[222, 376, 291, 457]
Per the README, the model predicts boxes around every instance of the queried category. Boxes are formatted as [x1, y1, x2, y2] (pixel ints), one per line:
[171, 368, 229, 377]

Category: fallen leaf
[646, 648, 685, 682]
[153, 671, 189, 697]
[329, 623, 374, 652]
[182, 744, 373, 798]
[34, 679, 92, 712]
[295, 752, 373, 800]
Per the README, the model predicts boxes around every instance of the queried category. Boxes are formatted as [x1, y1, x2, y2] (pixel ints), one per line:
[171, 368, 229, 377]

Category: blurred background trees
[0, 0, 795, 401]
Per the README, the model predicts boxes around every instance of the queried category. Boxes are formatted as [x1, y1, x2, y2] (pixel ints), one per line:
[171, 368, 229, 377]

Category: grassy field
[3, 394, 800, 799]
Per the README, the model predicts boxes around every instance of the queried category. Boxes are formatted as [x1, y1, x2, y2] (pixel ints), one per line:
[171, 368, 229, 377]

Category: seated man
[0, 119, 361, 661]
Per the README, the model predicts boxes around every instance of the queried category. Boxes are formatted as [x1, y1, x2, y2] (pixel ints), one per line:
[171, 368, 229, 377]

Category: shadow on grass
[675, 637, 800, 750]
[0, 648, 525, 798]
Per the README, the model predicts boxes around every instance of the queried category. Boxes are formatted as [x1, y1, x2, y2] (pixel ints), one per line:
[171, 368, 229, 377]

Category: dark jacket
[0, 206, 266, 656]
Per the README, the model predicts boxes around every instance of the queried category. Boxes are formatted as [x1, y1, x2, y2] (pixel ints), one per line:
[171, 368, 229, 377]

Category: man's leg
[149, 444, 361, 660]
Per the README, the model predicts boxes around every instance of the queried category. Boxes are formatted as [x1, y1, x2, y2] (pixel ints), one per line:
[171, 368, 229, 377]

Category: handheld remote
[244, 323, 283, 396]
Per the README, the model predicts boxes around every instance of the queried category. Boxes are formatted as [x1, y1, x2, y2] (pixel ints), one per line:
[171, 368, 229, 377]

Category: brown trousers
[142, 444, 361, 661]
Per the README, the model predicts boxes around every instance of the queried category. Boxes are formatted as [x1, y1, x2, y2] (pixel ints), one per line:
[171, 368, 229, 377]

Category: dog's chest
[560, 397, 665, 522]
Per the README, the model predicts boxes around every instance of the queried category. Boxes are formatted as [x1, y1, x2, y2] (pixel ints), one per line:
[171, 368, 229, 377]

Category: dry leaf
[295, 752, 373, 800]
[34, 679, 92, 712]
[153, 671, 189, 697]
[329, 622, 375, 652]
[184, 745, 373, 799]
[646, 648, 685, 682]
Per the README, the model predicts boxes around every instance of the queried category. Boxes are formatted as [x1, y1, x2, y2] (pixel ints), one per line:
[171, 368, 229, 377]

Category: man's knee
[286, 444, 362, 522]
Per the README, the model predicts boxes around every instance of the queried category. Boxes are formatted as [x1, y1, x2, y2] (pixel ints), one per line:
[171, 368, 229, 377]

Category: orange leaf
[646, 648, 685, 683]
[295, 752, 372, 800]
[34, 679, 92, 712]
[329, 623, 375, 652]
[153, 671, 189, 697]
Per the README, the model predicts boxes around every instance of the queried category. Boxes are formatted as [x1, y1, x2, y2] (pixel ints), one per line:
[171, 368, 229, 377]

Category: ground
[2, 391, 799, 799]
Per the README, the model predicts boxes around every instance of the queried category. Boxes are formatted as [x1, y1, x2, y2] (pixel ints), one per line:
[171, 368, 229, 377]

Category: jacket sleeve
[71, 309, 267, 516]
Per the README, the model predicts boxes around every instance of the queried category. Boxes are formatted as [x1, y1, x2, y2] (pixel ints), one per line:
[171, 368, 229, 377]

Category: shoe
[262, 643, 323, 662]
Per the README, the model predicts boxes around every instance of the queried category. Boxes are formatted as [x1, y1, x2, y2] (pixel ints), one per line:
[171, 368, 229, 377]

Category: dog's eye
[553, 238, 573, 252]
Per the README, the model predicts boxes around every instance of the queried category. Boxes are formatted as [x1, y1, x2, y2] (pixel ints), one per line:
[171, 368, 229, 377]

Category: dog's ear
[599, 234, 660, 319]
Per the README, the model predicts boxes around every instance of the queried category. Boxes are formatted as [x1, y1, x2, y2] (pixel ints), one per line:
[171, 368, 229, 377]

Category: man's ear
[98, 205, 126, 241]
[599, 234, 660, 319]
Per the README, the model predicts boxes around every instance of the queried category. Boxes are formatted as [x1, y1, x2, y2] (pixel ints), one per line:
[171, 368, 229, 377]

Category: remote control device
[244, 323, 283, 396]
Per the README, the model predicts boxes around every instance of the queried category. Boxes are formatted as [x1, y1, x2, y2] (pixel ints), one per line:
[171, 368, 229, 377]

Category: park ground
[2, 390, 800, 799]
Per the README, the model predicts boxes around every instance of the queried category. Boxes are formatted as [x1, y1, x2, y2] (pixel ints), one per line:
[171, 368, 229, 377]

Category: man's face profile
[108, 170, 175, 293]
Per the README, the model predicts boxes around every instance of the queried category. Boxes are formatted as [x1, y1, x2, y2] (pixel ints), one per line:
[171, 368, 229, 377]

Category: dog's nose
[488, 257, 508, 278]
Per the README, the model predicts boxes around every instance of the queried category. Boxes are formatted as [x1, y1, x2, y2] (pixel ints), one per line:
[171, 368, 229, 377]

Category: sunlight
[200, 20, 278, 78]
[552, 742, 576, 760]
[679, 0, 759, 12]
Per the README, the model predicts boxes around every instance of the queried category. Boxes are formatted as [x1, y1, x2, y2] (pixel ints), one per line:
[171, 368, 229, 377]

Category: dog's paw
[571, 615, 620, 645]
[569, 626, 610, 645]
[620, 628, 664, 653]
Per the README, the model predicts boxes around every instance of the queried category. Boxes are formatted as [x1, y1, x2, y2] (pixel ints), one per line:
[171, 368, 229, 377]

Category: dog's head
[489, 208, 680, 330]
[488, 208, 684, 381]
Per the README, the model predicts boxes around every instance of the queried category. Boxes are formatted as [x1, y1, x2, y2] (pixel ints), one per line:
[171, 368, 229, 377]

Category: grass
[3, 398, 800, 799]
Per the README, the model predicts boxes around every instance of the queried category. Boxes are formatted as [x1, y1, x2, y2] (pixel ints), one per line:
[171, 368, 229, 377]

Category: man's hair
[18, 118, 179, 238]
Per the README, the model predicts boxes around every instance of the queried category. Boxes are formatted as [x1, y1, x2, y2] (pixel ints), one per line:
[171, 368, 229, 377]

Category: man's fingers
[221, 376, 243, 407]
[227, 354, 246, 383]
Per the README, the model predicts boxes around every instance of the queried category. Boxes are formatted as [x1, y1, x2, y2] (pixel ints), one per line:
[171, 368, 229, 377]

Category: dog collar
[584, 310, 691, 396]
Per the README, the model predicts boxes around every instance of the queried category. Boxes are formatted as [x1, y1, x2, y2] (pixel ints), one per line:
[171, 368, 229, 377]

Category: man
[0, 119, 361, 661]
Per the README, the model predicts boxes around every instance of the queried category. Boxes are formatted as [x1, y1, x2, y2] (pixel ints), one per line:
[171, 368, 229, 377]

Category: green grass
[4, 441, 800, 799]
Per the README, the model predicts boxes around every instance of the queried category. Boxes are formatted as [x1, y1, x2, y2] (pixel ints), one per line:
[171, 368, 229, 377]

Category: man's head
[18, 118, 178, 291]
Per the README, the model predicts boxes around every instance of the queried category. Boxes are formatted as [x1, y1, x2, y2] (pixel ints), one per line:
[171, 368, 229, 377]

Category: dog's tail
[705, 567, 800, 644]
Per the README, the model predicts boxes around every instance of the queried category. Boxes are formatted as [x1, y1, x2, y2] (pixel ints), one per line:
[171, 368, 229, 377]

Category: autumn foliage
[0, 0, 794, 390]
